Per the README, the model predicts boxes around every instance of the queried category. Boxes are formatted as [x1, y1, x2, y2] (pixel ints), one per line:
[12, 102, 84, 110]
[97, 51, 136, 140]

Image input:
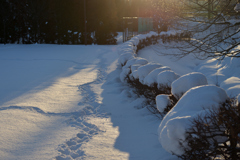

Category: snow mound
[158, 85, 229, 156]
[157, 70, 180, 89]
[220, 77, 240, 98]
[120, 67, 131, 83]
[123, 58, 137, 69]
[137, 63, 163, 83]
[131, 64, 141, 73]
[134, 58, 148, 66]
[171, 72, 208, 99]
[156, 95, 171, 113]
[144, 66, 171, 87]
[118, 52, 136, 66]
[128, 58, 148, 81]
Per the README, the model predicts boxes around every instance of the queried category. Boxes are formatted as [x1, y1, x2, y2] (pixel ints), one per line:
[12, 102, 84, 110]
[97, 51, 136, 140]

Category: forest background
[0, 0, 153, 45]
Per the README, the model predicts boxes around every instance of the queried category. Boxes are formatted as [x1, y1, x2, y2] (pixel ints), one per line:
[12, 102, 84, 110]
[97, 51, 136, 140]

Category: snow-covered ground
[1, 34, 240, 159]
[0, 42, 174, 160]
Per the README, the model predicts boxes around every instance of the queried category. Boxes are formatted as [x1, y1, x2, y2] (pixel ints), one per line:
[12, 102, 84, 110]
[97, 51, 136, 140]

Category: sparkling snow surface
[0, 43, 173, 160]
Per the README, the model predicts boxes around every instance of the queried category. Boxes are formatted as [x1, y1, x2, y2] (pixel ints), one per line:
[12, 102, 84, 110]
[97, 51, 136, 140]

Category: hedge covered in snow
[117, 31, 240, 159]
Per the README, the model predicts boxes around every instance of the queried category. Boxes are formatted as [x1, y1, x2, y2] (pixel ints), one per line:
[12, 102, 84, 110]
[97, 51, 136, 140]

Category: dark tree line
[0, 0, 153, 45]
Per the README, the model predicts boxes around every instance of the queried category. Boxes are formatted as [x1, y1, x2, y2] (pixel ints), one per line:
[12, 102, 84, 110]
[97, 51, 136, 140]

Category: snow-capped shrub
[220, 76, 240, 98]
[137, 63, 163, 83]
[123, 58, 137, 69]
[144, 66, 171, 87]
[121, 58, 139, 83]
[171, 72, 208, 99]
[134, 58, 148, 66]
[129, 58, 148, 81]
[131, 70, 139, 80]
[119, 48, 134, 55]
[157, 70, 180, 89]
[158, 85, 229, 156]
[131, 64, 141, 73]
[156, 94, 171, 113]
[118, 52, 136, 66]
[120, 67, 131, 83]
[179, 98, 240, 160]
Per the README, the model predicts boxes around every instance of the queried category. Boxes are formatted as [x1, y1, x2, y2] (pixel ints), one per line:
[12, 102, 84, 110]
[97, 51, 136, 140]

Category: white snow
[143, 66, 171, 87]
[158, 85, 229, 155]
[1, 29, 240, 160]
[156, 95, 171, 113]
[157, 70, 180, 88]
[120, 67, 131, 83]
[137, 63, 163, 83]
[171, 72, 208, 99]
[118, 52, 136, 66]
[220, 77, 240, 98]
[0, 42, 176, 160]
[134, 57, 148, 66]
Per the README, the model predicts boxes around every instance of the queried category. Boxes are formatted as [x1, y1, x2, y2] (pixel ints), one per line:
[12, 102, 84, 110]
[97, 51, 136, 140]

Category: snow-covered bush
[144, 66, 171, 87]
[118, 52, 136, 66]
[120, 67, 131, 83]
[179, 97, 240, 160]
[156, 94, 171, 113]
[157, 70, 180, 89]
[134, 58, 148, 66]
[137, 63, 163, 84]
[171, 72, 208, 99]
[122, 58, 137, 69]
[120, 58, 149, 82]
[158, 85, 229, 156]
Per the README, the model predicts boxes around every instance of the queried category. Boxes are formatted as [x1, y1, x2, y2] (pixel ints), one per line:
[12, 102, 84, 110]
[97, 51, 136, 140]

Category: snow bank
[157, 70, 180, 89]
[156, 95, 171, 113]
[137, 63, 163, 83]
[144, 66, 171, 87]
[220, 77, 240, 98]
[158, 85, 229, 156]
[171, 72, 208, 99]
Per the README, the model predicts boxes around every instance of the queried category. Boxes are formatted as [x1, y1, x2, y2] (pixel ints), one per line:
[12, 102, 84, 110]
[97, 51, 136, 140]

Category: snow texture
[157, 70, 180, 88]
[171, 72, 208, 99]
[220, 77, 240, 98]
[144, 66, 171, 87]
[118, 52, 136, 66]
[137, 63, 163, 83]
[156, 95, 171, 113]
[123, 58, 137, 69]
[120, 67, 131, 83]
[158, 85, 229, 156]
[134, 58, 148, 66]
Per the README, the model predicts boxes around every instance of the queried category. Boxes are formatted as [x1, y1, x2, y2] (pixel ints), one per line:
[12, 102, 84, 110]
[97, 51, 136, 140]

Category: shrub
[178, 99, 240, 160]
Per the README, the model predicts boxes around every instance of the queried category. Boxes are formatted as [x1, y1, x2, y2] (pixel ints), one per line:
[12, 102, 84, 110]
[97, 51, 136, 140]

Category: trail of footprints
[55, 68, 106, 160]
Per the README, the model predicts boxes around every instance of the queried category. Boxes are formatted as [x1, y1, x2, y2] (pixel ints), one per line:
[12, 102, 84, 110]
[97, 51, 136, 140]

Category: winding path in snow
[0, 44, 175, 160]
